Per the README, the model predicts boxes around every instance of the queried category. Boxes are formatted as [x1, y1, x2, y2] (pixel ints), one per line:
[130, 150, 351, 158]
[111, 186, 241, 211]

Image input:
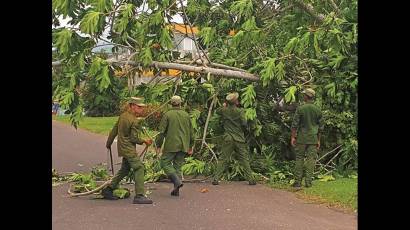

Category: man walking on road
[291, 88, 323, 189]
[103, 97, 154, 204]
[155, 95, 195, 196]
[212, 92, 256, 186]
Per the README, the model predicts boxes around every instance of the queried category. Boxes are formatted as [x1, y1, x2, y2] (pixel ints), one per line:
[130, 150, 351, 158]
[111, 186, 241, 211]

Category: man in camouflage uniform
[103, 97, 154, 204]
[291, 88, 323, 189]
[155, 95, 194, 196]
[212, 92, 256, 186]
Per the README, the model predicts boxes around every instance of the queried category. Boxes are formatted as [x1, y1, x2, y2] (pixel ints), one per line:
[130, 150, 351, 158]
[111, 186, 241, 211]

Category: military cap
[170, 95, 182, 105]
[302, 88, 315, 97]
[226, 92, 239, 102]
[128, 97, 147, 107]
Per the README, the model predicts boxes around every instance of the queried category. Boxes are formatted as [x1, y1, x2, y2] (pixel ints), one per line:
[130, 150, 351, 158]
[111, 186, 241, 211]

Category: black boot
[212, 180, 219, 185]
[292, 181, 302, 190]
[133, 194, 153, 204]
[169, 174, 183, 196]
[248, 181, 256, 185]
[101, 186, 118, 200]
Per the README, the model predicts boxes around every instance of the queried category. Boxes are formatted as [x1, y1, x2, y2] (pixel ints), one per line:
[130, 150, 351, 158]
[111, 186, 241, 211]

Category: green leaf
[53, 0, 78, 18]
[91, 0, 113, 12]
[297, 32, 310, 54]
[245, 108, 256, 120]
[260, 58, 276, 87]
[151, 11, 163, 26]
[88, 57, 102, 76]
[97, 65, 111, 92]
[199, 27, 216, 47]
[284, 86, 297, 103]
[70, 102, 84, 129]
[114, 17, 129, 34]
[69, 73, 77, 89]
[241, 84, 256, 108]
[230, 0, 253, 20]
[231, 30, 244, 47]
[329, 55, 346, 69]
[113, 188, 130, 199]
[77, 53, 85, 69]
[241, 16, 258, 31]
[276, 61, 285, 81]
[318, 175, 335, 182]
[54, 29, 73, 56]
[62, 91, 75, 106]
[284, 37, 299, 54]
[80, 11, 101, 35]
[324, 83, 336, 97]
[140, 45, 153, 66]
[313, 32, 321, 56]
[160, 27, 173, 49]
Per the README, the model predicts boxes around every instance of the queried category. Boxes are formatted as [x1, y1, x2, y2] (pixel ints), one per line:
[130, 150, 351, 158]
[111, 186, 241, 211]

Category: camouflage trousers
[160, 151, 187, 179]
[213, 140, 255, 183]
[109, 156, 145, 195]
[294, 144, 318, 186]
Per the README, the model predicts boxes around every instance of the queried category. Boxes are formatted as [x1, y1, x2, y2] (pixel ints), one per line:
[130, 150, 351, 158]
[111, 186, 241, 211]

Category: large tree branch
[291, 0, 325, 23]
[175, 60, 247, 72]
[108, 60, 260, 81]
[52, 59, 259, 81]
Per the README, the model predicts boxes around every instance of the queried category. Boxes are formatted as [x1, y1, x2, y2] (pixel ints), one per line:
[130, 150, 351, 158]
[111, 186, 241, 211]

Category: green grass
[269, 178, 357, 212]
[52, 115, 118, 135]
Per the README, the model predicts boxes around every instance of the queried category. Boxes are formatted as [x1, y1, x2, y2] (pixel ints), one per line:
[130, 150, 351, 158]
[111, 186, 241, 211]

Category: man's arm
[188, 118, 195, 155]
[106, 119, 119, 148]
[130, 119, 148, 145]
[155, 114, 168, 152]
[290, 108, 300, 146]
[317, 110, 323, 149]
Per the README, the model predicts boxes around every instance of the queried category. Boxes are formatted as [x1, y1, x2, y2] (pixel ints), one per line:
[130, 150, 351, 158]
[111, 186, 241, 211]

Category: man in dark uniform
[212, 92, 256, 186]
[103, 97, 154, 204]
[156, 95, 194, 196]
[291, 88, 323, 189]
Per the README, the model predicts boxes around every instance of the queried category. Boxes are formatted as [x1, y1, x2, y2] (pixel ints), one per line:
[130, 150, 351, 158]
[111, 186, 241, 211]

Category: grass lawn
[52, 115, 118, 135]
[269, 177, 357, 213]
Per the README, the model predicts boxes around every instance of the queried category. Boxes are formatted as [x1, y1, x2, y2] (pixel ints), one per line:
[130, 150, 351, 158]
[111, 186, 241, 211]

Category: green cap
[302, 88, 315, 97]
[170, 95, 182, 105]
[128, 97, 147, 107]
[226, 92, 239, 102]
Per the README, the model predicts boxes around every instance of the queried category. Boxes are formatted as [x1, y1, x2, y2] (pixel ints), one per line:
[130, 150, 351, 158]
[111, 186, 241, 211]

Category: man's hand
[223, 102, 227, 107]
[187, 148, 193, 155]
[316, 141, 320, 150]
[156, 147, 161, 154]
[144, 139, 153, 146]
[291, 137, 297, 147]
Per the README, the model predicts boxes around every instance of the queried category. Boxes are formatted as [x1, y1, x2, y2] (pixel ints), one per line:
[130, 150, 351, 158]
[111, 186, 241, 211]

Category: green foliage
[317, 174, 336, 182]
[260, 58, 276, 87]
[113, 188, 130, 199]
[181, 157, 207, 176]
[199, 27, 216, 47]
[91, 164, 109, 180]
[230, 0, 253, 21]
[160, 27, 173, 49]
[241, 84, 256, 108]
[80, 11, 102, 35]
[54, 29, 73, 56]
[284, 86, 297, 103]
